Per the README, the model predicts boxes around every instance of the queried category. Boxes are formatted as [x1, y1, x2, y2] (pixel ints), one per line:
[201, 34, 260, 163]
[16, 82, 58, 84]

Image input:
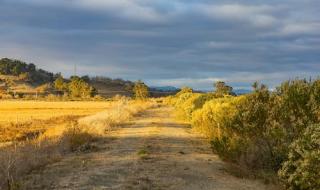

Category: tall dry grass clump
[0, 99, 155, 190]
[0, 136, 65, 189]
[78, 100, 155, 135]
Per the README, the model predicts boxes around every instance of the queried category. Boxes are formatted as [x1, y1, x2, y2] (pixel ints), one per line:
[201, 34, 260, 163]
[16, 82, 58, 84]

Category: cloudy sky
[0, 0, 319, 90]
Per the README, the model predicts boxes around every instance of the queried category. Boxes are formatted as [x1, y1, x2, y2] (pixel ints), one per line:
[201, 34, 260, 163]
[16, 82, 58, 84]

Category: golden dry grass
[0, 100, 113, 124]
[79, 100, 156, 134]
[0, 100, 114, 143]
[0, 99, 156, 189]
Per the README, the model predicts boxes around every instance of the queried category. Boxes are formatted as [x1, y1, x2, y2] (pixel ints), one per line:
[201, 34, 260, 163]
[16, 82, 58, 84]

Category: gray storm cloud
[0, 0, 319, 90]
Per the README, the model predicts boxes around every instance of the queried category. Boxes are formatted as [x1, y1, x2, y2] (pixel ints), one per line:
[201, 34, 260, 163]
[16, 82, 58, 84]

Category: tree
[27, 63, 36, 72]
[214, 81, 233, 96]
[54, 75, 67, 92]
[133, 80, 149, 100]
[68, 76, 95, 98]
[0, 58, 55, 83]
[81, 75, 90, 82]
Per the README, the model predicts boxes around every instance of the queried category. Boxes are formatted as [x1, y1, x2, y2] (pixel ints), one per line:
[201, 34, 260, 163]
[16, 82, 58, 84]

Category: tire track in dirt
[22, 106, 275, 190]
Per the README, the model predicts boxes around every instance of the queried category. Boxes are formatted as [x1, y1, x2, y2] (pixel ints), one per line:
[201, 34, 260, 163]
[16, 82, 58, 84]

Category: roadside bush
[193, 93, 217, 109]
[192, 97, 230, 137]
[213, 80, 319, 172]
[174, 93, 201, 120]
[173, 92, 218, 121]
[173, 78, 320, 187]
[175, 87, 193, 97]
[163, 95, 177, 106]
[191, 96, 246, 160]
[61, 126, 99, 152]
[278, 124, 320, 190]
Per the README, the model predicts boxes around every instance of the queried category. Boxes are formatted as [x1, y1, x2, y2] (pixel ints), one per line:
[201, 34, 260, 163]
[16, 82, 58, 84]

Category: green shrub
[223, 80, 320, 171]
[191, 96, 244, 138]
[278, 124, 320, 190]
[174, 93, 201, 120]
[173, 92, 218, 121]
[173, 79, 320, 183]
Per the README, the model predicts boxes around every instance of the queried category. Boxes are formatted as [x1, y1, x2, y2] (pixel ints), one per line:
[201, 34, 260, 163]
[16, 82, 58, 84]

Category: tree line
[54, 75, 150, 99]
[0, 58, 55, 83]
[0, 58, 151, 100]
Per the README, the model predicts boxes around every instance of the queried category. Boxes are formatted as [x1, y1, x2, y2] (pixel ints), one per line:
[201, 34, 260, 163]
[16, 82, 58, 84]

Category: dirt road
[23, 106, 273, 190]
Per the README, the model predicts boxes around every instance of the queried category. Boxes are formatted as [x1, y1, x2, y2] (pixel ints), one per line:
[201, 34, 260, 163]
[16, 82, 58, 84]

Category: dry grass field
[0, 100, 113, 124]
[0, 99, 156, 189]
[0, 100, 114, 143]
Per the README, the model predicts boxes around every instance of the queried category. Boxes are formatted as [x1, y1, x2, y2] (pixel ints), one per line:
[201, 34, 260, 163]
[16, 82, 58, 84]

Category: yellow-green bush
[191, 96, 247, 161]
[191, 96, 244, 137]
[163, 95, 178, 106]
[173, 92, 218, 121]
[278, 124, 320, 190]
[173, 79, 320, 188]
[174, 93, 201, 120]
[193, 93, 217, 109]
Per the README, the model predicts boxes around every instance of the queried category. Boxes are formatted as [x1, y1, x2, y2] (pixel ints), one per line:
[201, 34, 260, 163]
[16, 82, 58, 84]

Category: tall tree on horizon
[214, 81, 233, 96]
[133, 80, 149, 100]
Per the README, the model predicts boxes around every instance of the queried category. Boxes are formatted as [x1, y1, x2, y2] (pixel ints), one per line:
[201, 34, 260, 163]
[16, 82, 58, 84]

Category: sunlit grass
[0, 100, 114, 143]
[0, 100, 113, 124]
[0, 99, 156, 189]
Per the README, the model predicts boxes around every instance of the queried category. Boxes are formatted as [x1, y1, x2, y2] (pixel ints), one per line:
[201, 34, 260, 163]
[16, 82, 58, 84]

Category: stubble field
[0, 100, 113, 143]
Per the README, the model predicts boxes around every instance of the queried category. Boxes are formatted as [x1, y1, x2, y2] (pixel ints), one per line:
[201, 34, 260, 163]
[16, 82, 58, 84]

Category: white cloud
[75, 0, 166, 22]
[203, 4, 273, 18]
[281, 22, 320, 35]
[206, 41, 232, 49]
[12, 0, 168, 23]
[200, 3, 278, 28]
[150, 77, 224, 88]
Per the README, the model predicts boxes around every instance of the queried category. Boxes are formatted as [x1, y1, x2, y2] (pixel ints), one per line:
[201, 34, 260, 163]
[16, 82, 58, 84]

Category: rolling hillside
[0, 58, 175, 98]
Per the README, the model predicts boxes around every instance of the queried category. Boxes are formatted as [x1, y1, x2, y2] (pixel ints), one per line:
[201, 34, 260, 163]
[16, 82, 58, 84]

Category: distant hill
[0, 58, 57, 97]
[88, 76, 134, 97]
[149, 86, 179, 92]
[0, 58, 55, 85]
[0, 74, 55, 97]
[0, 58, 176, 98]
[148, 86, 179, 97]
[233, 89, 252, 95]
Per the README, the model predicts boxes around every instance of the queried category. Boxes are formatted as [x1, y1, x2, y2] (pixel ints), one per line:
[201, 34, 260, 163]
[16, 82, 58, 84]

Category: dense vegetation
[0, 58, 177, 100]
[90, 76, 134, 90]
[133, 80, 150, 100]
[0, 58, 55, 83]
[54, 75, 96, 98]
[168, 80, 320, 189]
[0, 58, 154, 99]
[278, 124, 320, 190]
